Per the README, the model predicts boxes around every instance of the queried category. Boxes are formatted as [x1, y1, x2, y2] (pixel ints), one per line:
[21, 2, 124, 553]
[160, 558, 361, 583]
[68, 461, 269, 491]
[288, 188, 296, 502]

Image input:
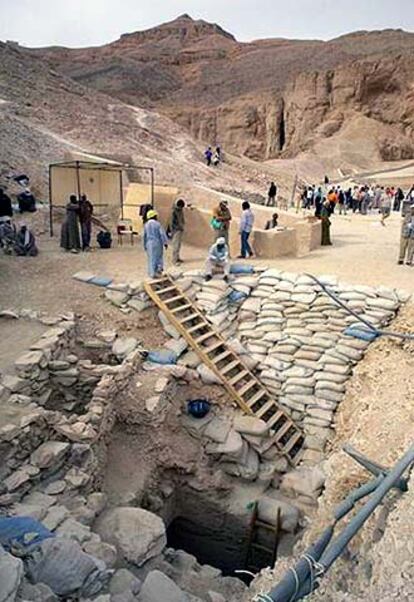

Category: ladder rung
[282, 432, 303, 454]
[165, 295, 186, 305]
[255, 400, 277, 419]
[255, 520, 278, 532]
[227, 368, 248, 384]
[157, 285, 177, 295]
[273, 420, 294, 441]
[179, 312, 201, 324]
[212, 350, 233, 364]
[149, 277, 170, 284]
[251, 543, 274, 554]
[204, 341, 225, 355]
[247, 390, 267, 408]
[267, 410, 287, 430]
[237, 379, 257, 397]
[188, 322, 208, 334]
[171, 303, 192, 314]
[195, 331, 216, 344]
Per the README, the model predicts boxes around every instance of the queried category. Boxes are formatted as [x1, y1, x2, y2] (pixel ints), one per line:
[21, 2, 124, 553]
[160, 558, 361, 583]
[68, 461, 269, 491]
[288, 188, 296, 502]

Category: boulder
[105, 290, 129, 307]
[109, 568, 141, 595]
[96, 507, 167, 566]
[138, 570, 187, 602]
[31, 441, 70, 469]
[83, 539, 117, 568]
[0, 546, 23, 602]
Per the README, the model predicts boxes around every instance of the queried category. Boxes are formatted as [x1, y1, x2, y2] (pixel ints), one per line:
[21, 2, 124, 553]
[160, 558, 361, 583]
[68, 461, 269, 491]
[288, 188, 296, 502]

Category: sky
[0, 0, 413, 48]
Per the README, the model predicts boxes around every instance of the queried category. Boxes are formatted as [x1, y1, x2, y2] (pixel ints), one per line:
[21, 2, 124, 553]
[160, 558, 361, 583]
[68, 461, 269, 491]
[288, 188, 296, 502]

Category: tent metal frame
[48, 160, 155, 236]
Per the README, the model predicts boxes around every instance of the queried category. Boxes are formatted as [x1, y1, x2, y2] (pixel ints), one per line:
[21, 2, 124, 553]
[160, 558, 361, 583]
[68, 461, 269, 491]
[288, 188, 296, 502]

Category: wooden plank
[171, 303, 192, 314]
[247, 390, 267, 408]
[237, 379, 257, 398]
[211, 350, 233, 365]
[165, 294, 186, 305]
[179, 312, 202, 324]
[227, 367, 248, 383]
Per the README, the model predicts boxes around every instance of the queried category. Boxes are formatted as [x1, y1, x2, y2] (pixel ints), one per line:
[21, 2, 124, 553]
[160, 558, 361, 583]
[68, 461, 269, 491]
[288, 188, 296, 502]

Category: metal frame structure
[48, 160, 155, 236]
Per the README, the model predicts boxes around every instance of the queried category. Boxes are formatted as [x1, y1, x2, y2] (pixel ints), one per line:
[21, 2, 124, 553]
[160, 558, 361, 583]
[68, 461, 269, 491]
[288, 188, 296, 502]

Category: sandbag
[230, 264, 254, 274]
[147, 349, 178, 365]
[0, 517, 53, 552]
[23, 537, 111, 597]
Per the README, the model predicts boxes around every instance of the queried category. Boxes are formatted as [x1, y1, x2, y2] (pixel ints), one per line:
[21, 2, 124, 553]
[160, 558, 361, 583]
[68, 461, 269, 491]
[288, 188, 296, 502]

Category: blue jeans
[240, 231, 252, 258]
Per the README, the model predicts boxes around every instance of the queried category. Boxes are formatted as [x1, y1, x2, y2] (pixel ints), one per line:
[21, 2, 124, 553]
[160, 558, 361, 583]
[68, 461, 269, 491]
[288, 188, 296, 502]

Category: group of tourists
[204, 146, 222, 167]
[60, 194, 94, 253]
[302, 183, 408, 222]
[0, 187, 38, 256]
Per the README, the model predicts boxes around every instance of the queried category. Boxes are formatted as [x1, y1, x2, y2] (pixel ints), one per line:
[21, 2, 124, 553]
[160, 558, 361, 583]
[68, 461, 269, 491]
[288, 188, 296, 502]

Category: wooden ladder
[245, 501, 280, 574]
[144, 275, 304, 465]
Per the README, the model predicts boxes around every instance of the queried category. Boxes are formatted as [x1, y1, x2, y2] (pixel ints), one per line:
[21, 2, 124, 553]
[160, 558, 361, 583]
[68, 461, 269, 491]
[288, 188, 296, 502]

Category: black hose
[305, 273, 414, 341]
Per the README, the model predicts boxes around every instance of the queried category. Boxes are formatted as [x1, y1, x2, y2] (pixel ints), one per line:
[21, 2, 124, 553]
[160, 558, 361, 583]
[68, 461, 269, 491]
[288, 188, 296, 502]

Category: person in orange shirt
[327, 188, 338, 214]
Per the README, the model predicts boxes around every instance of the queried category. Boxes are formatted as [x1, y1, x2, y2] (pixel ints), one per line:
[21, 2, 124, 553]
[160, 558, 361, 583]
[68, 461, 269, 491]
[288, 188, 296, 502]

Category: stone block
[2, 374, 28, 393]
[96, 507, 167, 567]
[15, 350, 43, 372]
[112, 337, 138, 358]
[31, 441, 70, 469]
[105, 289, 129, 306]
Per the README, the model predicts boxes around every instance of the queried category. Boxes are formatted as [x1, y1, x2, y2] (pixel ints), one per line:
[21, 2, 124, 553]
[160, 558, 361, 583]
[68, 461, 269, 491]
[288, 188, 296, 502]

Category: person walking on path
[212, 200, 232, 245]
[267, 182, 277, 206]
[170, 198, 185, 265]
[320, 200, 332, 246]
[398, 205, 414, 265]
[143, 209, 168, 278]
[337, 187, 347, 215]
[79, 194, 94, 251]
[60, 195, 81, 253]
[205, 237, 230, 281]
[204, 147, 213, 166]
[238, 201, 254, 259]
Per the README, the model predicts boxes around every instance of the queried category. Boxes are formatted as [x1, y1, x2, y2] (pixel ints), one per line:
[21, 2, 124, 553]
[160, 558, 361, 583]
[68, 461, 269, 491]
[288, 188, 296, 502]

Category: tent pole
[49, 164, 53, 237]
[150, 168, 155, 209]
[120, 169, 124, 219]
[76, 161, 81, 199]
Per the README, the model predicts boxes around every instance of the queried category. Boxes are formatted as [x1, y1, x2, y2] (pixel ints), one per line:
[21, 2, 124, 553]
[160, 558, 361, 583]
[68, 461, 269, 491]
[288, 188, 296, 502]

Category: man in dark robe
[14, 224, 38, 256]
[0, 188, 13, 220]
[79, 194, 94, 251]
[60, 195, 81, 253]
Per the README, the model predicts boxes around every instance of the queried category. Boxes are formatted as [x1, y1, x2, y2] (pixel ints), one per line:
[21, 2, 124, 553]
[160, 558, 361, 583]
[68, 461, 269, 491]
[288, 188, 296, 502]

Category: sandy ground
[0, 208, 412, 320]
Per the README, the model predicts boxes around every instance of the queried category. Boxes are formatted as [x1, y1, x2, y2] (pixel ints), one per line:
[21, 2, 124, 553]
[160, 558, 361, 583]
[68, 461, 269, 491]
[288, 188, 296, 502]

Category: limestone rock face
[96, 507, 167, 566]
[27, 17, 414, 162]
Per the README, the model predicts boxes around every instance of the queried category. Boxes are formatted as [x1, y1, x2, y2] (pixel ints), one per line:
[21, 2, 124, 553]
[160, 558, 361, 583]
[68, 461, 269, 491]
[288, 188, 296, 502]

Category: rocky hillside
[0, 41, 285, 198]
[23, 15, 414, 161]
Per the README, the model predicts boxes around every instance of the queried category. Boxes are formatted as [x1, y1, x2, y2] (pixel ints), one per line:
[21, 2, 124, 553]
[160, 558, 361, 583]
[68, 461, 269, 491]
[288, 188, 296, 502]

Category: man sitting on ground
[265, 213, 279, 230]
[0, 188, 13, 221]
[14, 223, 38, 256]
[205, 237, 230, 282]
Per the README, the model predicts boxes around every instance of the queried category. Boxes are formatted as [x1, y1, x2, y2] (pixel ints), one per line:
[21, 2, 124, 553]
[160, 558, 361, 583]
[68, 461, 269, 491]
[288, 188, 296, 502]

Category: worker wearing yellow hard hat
[143, 207, 168, 278]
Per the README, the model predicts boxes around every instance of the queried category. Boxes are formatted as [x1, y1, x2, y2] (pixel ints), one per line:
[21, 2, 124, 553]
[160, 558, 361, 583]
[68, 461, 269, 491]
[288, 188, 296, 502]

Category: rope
[305, 273, 414, 341]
